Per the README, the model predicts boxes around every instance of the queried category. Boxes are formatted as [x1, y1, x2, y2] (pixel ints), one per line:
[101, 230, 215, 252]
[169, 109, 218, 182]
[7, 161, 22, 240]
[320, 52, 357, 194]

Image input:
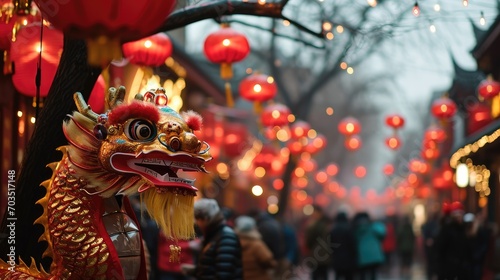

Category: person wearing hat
[234, 215, 277, 280]
[182, 198, 242, 280]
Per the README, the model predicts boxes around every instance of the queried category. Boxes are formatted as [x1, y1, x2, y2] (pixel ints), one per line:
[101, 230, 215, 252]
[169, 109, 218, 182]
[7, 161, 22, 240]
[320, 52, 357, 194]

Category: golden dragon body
[0, 87, 211, 279]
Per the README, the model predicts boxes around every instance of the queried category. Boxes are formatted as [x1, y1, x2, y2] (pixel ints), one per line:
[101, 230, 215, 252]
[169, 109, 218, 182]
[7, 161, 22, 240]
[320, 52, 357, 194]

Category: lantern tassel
[253, 101, 263, 114]
[86, 36, 122, 67]
[220, 63, 233, 80]
[224, 81, 234, 107]
[3, 50, 12, 75]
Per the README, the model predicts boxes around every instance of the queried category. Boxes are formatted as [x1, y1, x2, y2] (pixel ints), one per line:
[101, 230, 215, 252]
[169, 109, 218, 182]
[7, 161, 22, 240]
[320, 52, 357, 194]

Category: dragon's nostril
[169, 137, 181, 151]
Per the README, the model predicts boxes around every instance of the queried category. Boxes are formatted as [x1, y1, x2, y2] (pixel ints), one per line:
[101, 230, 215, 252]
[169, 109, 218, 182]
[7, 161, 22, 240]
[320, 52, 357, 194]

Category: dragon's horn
[73, 92, 99, 122]
[106, 85, 126, 110]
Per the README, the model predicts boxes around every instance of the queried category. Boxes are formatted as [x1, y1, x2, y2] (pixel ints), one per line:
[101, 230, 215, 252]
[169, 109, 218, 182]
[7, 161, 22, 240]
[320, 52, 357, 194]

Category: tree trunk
[0, 37, 101, 269]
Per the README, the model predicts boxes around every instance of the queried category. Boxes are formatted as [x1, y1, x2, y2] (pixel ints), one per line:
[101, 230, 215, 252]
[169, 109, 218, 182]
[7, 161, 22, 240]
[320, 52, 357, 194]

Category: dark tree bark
[0, 37, 101, 268]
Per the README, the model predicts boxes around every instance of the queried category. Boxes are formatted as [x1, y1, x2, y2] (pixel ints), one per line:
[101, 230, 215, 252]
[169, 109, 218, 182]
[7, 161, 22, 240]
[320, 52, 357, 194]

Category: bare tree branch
[155, 0, 324, 39]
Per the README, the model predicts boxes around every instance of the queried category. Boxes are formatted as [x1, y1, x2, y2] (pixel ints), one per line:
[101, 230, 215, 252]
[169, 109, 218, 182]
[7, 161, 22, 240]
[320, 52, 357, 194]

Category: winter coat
[237, 230, 277, 280]
[354, 220, 386, 267]
[305, 216, 332, 266]
[195, 223, 243, 280]
[330, 220, 358, 271]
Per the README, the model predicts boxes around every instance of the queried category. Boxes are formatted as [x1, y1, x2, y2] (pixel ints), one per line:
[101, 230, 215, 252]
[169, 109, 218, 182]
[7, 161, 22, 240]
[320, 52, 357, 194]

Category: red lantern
[431, 96, 457, 120]
[338, 117, 361, 135]
[421, 148, 440, 161]
[385, 136, 402, 150]
[383, 164, 394, 176]
[467, 103, 492, 134]
[222, 122, 249, 158]
[432, 164, 454, 189]
[326, 163, 339, 176]
[253, 145, 278, 171]
[478, 79, 500, 100]
[88, 75, 106, 114]
[290, 121, 311, 140]
[385, 114, 405, 129]
[424, 125, 447, 142]
[304, 134, 327, 154]
[122, 33, 172, 67]
[239, 73, 277, 111]
[34, 0, 176, 66]
[354, 165, 366, 178]
[260, 103, 291, 127]
[204, 24, 250, 107]
[10, 22, 63, 97]
[287, 139, 306, 155]
[345, 135, 362, 151]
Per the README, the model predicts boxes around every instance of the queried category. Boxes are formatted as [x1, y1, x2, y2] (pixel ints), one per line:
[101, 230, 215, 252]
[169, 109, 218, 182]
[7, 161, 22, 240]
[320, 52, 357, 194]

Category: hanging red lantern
[478, 78, 500, 100]
[421, 148, 440, 161]
[260, 103, 291, 127]
[338, 117, 361, 136]
[385, 136, 402, 150]
[383, 164, 394, 176]
[88, 75, 106, 114]
[431, 96, 457, 120]
[253, 145, 278, 171]
[467, 103, 492, 134]
[34, 0, 176, 66]
[122, 33, 172, 67]
[204, 24, 250, 107]
[287, 139, 306, 155]
[0, 1, 15, 51]
[354, 165, 367, 178]
[345, 135, 362, 151]
[222, 122, 249, 159]
[385, 114, 405, 129]
[290, 121, 311, 140]
[432, 164, 454, 189]
[424, 125, 447, 143]
[10, 22, 63, 97]
[304, 134, 327, 154]
[239, 73, 277, 112]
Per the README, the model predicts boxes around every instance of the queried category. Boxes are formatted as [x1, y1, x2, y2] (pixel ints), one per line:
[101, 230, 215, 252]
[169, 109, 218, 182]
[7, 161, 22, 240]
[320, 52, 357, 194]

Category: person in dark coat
[330, 212, 357, 280]
[182, 198, 242, 280]
[305, 205, 332, 280]
[435, 201, 471, 280]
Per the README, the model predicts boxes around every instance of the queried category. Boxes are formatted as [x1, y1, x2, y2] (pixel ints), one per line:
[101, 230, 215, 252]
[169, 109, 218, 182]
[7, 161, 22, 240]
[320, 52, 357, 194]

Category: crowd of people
[134, 198, 500, 280]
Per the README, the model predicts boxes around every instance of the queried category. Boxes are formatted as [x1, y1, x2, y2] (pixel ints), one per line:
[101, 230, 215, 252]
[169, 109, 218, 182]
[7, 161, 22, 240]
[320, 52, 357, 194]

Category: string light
[434, 4, 441, 12]
[462, 0, 468, 7]
[479, 11, 486, 26]
[429, 23, 436, 33]
[412, 2, 420, 17]
[367, 0, 377, 7]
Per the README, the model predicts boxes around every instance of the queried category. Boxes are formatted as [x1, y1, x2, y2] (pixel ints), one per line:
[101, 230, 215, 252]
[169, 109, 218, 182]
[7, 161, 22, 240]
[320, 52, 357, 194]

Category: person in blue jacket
[352, 212, 386, 280]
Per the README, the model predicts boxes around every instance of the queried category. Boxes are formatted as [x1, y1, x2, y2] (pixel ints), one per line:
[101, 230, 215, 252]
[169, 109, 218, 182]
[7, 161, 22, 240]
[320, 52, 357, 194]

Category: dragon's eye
[125, 119, 157, 142]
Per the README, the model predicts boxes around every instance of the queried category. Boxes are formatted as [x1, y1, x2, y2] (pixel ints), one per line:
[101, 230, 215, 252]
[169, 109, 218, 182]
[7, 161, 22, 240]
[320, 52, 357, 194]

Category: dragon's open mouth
[110, 151, 207, 192]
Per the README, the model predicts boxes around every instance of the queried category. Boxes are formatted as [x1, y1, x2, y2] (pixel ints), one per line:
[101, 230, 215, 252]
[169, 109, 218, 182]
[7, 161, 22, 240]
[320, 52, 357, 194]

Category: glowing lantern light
[326, 163, 339, 176]
[239, 73, 277, 112]
[478, 78, 500, 100]
[412, 2, 420, 16]
[345, 135, 362, 151]
[385, 114, 405, 129]
[315, 171, 328, 184]
[34, 0, 176, 66]
[432, 164, 454, 189]
[467, 103, 492, 134]
[383, 164, 394, 175]
[122, 33, 172, 67]
[338, 117, 361, 135]
[204, 24, 250, 107]
[421, 148, 440, 161]
[10, 22, 63, 97]
[223, 122, 249, 158]
[305, 134, 327, 154]
[290, 120, 311, 140]
[261, 103, 291, 127]
[354, 165, 367, 178]
[287, 139, 305, 155]
[424, 125, 447, 143]
[431, 96, 457, 120]
[252, 185, 264, 196]
[385, 136, 402, 150]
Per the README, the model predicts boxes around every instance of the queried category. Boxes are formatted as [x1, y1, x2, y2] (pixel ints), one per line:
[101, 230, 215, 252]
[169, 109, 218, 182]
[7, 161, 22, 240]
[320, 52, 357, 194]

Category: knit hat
[194, 198, 220, 221]
[235, 216, 256, 233]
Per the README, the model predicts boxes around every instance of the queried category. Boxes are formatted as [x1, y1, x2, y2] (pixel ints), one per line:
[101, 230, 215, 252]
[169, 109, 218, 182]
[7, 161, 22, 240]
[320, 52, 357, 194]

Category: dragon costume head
[66, 86, 211, 239]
